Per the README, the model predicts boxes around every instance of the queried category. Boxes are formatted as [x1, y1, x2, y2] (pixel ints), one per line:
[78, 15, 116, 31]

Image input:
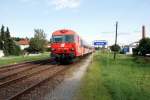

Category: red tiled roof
[18, 39, 29, 45]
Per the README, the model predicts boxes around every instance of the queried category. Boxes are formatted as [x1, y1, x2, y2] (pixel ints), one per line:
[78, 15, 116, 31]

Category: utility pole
[142, 25, 146, 39]
[114, 22, 118, 60]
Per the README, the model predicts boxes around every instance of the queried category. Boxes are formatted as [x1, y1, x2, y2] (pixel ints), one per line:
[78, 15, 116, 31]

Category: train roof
[52, 29, 77, 36]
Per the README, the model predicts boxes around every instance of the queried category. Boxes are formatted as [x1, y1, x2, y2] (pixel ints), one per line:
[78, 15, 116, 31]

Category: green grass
[0, 52, 50, 67]
[76, 52, 150, 100]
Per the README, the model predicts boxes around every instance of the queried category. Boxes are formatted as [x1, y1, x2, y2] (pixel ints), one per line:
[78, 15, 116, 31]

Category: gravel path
[44, 55, 92, 100]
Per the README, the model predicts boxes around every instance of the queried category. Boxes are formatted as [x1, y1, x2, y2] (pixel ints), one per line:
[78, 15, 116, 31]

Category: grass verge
[76, 52, 150, 100]
[0, 52, 50, 67]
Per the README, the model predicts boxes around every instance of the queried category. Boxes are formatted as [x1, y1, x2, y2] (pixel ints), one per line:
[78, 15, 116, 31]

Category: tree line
[110, 38, 150, 56]
[0, 25, 48, 56]
[133, 38, 150, 56]
[0, 25, 21, 56]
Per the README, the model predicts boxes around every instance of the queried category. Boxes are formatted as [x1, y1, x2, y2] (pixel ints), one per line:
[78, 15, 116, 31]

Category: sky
[0, 0, 150, 45]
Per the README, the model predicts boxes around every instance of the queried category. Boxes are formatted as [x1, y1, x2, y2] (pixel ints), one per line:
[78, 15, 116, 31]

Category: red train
[50, 29, 93, 62]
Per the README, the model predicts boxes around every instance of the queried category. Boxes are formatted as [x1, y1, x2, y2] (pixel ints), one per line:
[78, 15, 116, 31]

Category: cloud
[52, 0, 81, 10]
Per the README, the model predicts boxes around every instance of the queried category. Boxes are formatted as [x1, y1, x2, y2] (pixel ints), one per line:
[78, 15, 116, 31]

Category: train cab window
[65, 35, 74, 42]
[52, 36, 63, 42]
[52, 35, 74, 43]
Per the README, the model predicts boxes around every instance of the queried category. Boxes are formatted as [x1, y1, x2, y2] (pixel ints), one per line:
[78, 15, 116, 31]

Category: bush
[46, 48, 51, 52]
[133, 48, 139, 56]
[24, 46, 39, 54]
[12, 45, 21, 56]
[134, 38, 150, 56]
[110, 44, 121, 52]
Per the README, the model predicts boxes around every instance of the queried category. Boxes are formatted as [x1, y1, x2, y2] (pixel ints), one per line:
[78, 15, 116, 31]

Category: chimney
[142, 25, 146, 39]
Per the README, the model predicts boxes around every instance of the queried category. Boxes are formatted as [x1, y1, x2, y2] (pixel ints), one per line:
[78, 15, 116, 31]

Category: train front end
[50, 29, 76, 62]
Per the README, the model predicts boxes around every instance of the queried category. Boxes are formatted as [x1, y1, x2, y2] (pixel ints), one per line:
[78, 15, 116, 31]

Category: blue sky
[0, 0, 150, 45]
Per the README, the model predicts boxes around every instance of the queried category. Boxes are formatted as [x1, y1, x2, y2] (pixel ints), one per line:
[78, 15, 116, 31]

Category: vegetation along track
[0, 62, 69, 100]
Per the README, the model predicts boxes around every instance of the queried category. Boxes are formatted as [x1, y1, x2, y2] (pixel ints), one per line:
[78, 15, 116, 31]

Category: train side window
[77, 36, 80, 43]
[80, 40, 83, 47]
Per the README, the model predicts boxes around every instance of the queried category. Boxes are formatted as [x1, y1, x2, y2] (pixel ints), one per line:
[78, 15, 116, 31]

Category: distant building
[17, 38, 29, 50]
[123, 42, 139, 54]
[0, 50, 4, 57]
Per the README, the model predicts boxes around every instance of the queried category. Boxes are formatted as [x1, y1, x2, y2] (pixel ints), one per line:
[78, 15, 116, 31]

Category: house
[123, 42, 139, 54]
[17, 38, 29, 50]
[0, 50, 4, 57]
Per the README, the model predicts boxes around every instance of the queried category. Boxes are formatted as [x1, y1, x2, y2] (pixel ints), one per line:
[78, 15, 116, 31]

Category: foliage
[27, 29, 47, 53]
[110, 44, 121, 52]
[134, 38, 150, 56]
[0, 25, 21, 56]
[0, 25, 5, 49]
[133, 48, 139, 56]
[46, 47, 51, 52]
[12, 37, 23, 41]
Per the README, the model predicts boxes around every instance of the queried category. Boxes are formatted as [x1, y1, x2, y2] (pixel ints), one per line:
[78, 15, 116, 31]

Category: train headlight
[70, 48, 75, 51]
[51, 48, 56, 51]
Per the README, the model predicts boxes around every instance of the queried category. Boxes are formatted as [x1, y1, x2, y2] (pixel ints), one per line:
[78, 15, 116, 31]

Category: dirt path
[43, 55, 92, 100]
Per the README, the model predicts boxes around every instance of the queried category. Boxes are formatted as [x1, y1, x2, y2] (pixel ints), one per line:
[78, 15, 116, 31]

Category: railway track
[0, 64, 54, 87]
[0, 62, 68, 100]
[8, 66, 68, 100]
[0, 56, 87, 100]
[0, 59, 50, 79]
[0, 64, 41, 79]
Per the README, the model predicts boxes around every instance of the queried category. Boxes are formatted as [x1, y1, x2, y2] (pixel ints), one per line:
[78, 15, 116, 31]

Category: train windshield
[52, 36, 63, 42]
[65, 35, 74, 42]
[52, 35, 74, 42]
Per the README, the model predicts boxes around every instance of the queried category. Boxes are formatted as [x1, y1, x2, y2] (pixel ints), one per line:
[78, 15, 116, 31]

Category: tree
[9, 39, 21, 56]
[0, 25, 21, 56]
[3, 27, 11, 56]
[28, 29, 47, 53]
[5, 27, 10, 38]
[12, 37, 24, 41]
[134, 38, 150, 56]
[0, 25, 10, 56]
[110, 44, 121, 52]
[0, 35, 1, 49]
[0, 25, 5, 50]
[1, 25, 5, 40]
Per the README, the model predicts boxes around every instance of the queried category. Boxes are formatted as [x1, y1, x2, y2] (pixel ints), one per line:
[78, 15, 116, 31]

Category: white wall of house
[20, 45, 29, 50]
[126, 42, 139, 55]
[126, 47, 134, 54]
[0, 50, 4, 57]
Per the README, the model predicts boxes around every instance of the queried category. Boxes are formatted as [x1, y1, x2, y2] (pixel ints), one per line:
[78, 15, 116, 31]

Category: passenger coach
[50, 29, 93, 62]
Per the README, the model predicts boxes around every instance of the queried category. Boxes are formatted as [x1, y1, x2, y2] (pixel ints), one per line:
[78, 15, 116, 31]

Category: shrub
[134, 38, 150, 56]
[110, 44, 121, 52]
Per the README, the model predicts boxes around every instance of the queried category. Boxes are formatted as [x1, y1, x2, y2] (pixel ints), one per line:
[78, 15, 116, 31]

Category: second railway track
[0, 65, 63, 100]
[0, 59, 49, 73]
[0, 59, 50, 80]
